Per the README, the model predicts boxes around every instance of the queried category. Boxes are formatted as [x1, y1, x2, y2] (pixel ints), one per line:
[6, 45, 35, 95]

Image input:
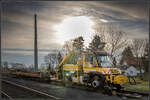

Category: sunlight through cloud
[100, 19, 108, 23]
[53, 16, 95, 47]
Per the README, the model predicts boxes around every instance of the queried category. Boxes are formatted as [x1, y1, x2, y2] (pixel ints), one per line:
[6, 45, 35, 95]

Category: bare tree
[131, 39, 147, 58]
[3, 61, 9, 69]
[57, 52, 63, 63]
[63, 40, 73, 52]
[143, 39, 149, 59]
[88, 35, 106, 51]
[10, 63, 27, 72]
[96, 24, 128, 66]
[63, 36, 84, 51]
[130, 39, 147, 80]
[28, 65, 34, 72]
[142, 39, 149, 72]
[39, 63, 47, 71]
[44, 54, 58, 72]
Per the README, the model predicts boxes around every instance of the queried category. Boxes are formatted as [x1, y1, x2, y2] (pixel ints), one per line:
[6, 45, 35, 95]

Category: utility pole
[148, 1, 150, 99]
[34, 14, 38, 72]
[0, 2, 2, 99]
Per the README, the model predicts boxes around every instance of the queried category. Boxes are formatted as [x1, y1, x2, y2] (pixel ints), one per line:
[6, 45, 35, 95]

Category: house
[120, 65, 144, 77]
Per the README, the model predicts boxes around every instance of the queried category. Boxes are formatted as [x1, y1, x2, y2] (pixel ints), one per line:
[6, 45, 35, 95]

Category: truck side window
[85, 54, 96, 67]
[90, 56, 93, 64]
[85, 55, 89, 62]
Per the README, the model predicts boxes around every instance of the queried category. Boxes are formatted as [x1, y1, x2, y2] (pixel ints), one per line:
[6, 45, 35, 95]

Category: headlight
[66, 73, 69, 76]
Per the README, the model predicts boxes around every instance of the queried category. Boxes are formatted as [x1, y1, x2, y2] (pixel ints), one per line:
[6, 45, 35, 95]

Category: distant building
[121, 65, 144, 77]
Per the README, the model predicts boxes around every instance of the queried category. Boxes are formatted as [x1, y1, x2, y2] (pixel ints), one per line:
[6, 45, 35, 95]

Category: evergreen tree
[122, 46, 133, 58]
[72, 36, 84, 51]
[57, 52, 63, 63]
[89, 35, 105, 51]
[120, 46, 134, 65]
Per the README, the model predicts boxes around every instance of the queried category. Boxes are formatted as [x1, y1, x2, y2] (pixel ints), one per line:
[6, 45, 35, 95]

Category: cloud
[1, 1, 148, 65]
[2, 48, 67, 55]
[2, 2, 63, 49]
[2, 1, 148, 50]
[100, 1, 149, 20]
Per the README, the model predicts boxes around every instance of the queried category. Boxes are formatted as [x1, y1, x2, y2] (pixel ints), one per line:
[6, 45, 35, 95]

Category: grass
[123, 73, 149, 93]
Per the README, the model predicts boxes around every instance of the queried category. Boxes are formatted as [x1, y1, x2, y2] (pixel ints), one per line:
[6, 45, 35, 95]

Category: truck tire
[91, 76, 104, 89]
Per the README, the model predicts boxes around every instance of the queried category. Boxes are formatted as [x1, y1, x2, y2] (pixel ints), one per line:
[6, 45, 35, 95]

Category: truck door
[84, 54, 96, 68]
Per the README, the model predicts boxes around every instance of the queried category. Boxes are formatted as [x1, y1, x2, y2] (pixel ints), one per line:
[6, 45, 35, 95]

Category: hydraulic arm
[58, 51, 73, 67]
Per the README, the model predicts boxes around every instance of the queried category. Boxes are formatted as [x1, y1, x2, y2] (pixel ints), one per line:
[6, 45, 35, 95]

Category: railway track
[2, 76, 148, 99]
[121, 90, 148, 96]
[2, 80, 62, 99]
[115, 91, 144, 99]
[52, 81, 148, 99]
[1, 90, 13, 99]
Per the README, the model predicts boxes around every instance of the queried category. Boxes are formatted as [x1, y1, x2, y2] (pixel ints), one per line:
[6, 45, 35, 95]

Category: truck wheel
[91, 76, 104, 89]
[92, 80, 100, 88]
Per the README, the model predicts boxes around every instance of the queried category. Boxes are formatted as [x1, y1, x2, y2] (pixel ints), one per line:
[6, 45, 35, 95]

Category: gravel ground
[2, 75, 149, 100]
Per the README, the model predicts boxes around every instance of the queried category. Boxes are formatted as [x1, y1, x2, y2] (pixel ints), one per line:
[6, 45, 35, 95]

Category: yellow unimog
[54, 50, 128, 91]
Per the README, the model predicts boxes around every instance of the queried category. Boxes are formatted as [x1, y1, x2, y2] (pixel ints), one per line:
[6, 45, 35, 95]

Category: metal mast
[34, 14, 38, 72]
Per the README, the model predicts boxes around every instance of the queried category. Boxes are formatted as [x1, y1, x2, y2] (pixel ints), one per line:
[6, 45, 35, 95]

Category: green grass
[123, 73, 149, 93]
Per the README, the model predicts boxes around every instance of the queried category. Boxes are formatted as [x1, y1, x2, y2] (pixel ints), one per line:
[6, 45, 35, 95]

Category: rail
[1, 90, 13, 99]
[2, 80, 62, 99]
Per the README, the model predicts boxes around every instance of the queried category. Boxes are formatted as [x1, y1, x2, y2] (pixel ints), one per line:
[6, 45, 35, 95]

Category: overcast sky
[1, 1, 149, 66]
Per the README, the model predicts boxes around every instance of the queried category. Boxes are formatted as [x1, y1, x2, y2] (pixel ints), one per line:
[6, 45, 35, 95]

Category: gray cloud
[2, 1, 148, 50]
[2, 1, 148, 65]
[100, 1, 149, 20]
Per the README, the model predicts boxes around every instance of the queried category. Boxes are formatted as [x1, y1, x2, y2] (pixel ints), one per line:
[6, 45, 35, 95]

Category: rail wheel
[116, 84, 122, 92]
[104, 86, 112, 96]
[128, 77, 136, 85]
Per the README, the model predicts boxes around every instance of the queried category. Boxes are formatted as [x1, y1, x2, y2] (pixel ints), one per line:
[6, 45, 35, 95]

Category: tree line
[2, 24, 148, 80]
[44, 24, 148, 79]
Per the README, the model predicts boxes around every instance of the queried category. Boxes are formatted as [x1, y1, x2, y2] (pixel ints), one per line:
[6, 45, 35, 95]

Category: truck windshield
[96, 56, 112, 67]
